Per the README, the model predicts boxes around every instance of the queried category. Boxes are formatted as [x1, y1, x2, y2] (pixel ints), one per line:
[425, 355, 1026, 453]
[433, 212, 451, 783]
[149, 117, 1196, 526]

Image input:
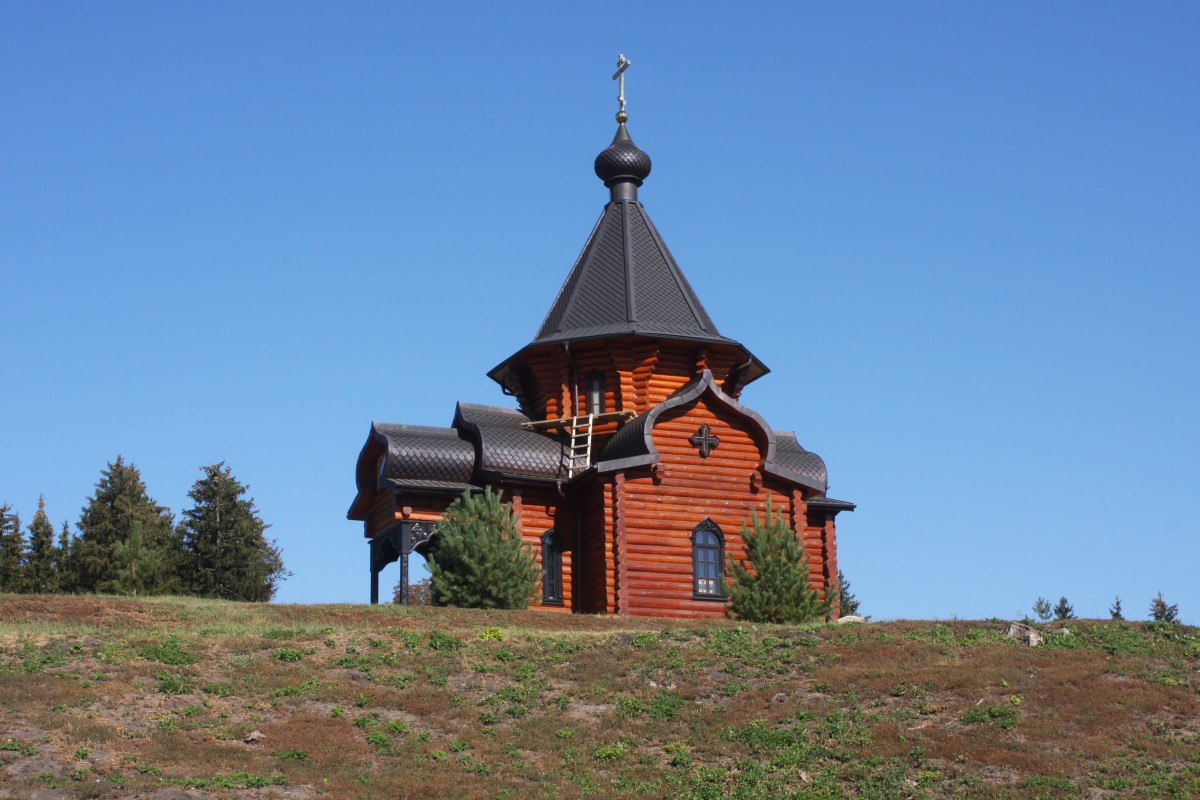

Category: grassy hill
[1, 596, 1198, 799]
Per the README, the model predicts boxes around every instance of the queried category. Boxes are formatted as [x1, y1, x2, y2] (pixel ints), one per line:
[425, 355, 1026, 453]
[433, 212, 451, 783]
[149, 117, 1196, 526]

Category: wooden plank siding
[513, 338, 754, 423]
[616, 395, 794, 618]
[365, 490, 395, 538]
[513, 488, 574, 613]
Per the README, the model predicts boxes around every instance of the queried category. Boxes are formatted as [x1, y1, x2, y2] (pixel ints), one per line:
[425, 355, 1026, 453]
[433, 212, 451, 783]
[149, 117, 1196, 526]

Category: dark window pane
[542, 530, 562, 602]
[692, 523, 724, 596]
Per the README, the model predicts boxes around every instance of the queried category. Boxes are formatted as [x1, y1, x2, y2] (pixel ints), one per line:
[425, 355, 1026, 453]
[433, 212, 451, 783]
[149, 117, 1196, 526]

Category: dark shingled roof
[595, 412, 652, 464]
[771, 432, 829, 493]
[806, 496, 857, 512]
[453, 403, 568, 481]
[533, 200, 731, 345]
[374, 423, 474, 483]
[489, 124, 767, 387]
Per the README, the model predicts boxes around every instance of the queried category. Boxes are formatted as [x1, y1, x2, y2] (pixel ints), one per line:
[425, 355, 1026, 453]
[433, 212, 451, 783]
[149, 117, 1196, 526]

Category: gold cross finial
[613, 54, 631, 123]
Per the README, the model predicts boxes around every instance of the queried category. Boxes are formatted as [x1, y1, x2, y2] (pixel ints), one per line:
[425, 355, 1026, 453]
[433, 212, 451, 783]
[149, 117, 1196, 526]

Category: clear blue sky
[3, 3, 1197, 621]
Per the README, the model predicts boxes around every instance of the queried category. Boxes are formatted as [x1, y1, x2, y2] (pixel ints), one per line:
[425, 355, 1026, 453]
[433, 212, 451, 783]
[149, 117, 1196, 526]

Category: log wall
[513, 338, 753, 423]
[615, 395, 775, 617]
[513, 488, 574, 613]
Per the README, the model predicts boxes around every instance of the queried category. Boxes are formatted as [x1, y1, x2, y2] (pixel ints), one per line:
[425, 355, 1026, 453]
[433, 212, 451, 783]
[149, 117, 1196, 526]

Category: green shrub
[727, 497, 831, 624]
[140, 638, 198, 666]
[428, 631, 462, 652]
[962, 704, 1018, 730]
[427, 488, 538, 609]
[156, 672, 192, 695]
[592, 742, 628, 761]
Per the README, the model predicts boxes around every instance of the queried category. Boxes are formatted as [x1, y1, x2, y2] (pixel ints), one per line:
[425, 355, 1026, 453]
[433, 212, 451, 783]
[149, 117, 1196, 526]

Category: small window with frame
[541, 529, 563, 605]
[692, 519, 725, 599]
[585, 372, 605, 416]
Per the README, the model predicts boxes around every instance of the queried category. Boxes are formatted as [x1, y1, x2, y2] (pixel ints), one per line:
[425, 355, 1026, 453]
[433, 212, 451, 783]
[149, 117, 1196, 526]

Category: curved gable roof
[453, 402, 568, 481]
[593, 370, 827, 493]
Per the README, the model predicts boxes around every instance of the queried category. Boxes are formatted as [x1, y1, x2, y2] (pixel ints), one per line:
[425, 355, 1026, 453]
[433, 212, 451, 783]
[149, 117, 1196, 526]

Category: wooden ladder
[567, 414, 594, 478]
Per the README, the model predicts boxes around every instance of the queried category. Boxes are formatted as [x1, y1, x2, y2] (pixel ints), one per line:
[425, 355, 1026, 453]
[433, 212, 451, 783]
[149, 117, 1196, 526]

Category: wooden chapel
[348, 67, 854, 618]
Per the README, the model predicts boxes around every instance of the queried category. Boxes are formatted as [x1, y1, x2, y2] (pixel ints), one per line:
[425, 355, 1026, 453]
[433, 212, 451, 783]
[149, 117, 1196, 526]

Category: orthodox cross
[689, 424, 721, 459]
[612, 54, 631, 119]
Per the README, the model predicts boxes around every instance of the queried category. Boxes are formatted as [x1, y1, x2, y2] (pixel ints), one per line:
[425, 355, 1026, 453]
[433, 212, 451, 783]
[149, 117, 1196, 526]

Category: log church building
[349, 61, 854, 617]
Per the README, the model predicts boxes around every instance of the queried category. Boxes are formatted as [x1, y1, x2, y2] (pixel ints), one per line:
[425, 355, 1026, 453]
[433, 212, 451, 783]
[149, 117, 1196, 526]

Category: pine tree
[56, 521, 76, 593]
[1053, 596, 1076, 620]
[178, 463, 286, 602]
[1149, 592, 1179, 623]
[427, 488, 538, 610]
[113, 521, 162, 596]
[74, 457, 177, 594]
[24, 497, 58, 594]
[1109, 596, 1124, 621]
[1032, 597, 1052, 622]
[837, 569, 861, 617]
[0, 504, 25, 592]
[727, 496, 831, 624]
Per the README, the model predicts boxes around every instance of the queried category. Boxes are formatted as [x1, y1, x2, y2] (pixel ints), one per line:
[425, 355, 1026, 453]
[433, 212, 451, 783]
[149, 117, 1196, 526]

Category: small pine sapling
[428, 487, 539, 609]
[727, 496, 830, 624]
[1109, 596, 1123, 621]
[1032, 597, 1052, 622]
[1053, 596, 1075, 621]
[1149, 592, 1179, 623]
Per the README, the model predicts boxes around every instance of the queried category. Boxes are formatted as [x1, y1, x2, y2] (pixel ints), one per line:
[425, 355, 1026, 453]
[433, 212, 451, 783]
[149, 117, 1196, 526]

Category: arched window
[692, 519, 725, 598]
[542, 529, 563, 605]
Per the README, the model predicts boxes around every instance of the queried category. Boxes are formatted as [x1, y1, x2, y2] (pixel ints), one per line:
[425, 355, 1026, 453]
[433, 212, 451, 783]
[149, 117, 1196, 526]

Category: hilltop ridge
[1, 595, 1197, 799]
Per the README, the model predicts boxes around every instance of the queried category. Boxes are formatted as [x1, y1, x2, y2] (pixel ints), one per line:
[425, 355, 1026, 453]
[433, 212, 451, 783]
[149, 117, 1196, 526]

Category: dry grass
[1, 596, 1198, 799]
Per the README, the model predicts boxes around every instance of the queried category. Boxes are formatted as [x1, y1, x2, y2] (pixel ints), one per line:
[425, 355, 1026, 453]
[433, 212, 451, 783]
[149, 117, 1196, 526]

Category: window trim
[691, 518, 726, 600]
[585, 371, 605, 416]
[541, 529, 563, 605]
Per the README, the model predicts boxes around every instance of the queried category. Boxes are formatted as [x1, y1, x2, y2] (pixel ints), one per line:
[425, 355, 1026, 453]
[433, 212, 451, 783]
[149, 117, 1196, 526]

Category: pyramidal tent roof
[489, 123, 766, 385]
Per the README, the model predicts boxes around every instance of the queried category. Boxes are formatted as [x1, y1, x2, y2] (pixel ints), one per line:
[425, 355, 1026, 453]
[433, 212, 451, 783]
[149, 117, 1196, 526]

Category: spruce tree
[1032, 597, 1052, 622]
[0, 504, 24, 592]
[1053, 596, 1076, 620]
[1109, 596, 1124, 621]
[837, 569, 861, 617]
[74, 457, 177, 594]
[24, 497, 58, 594]
[178, 463, 286, 602]
[113, 521, 162, 596]
[427, 488, 538, 609]
[56, 521, 76, 593]
[727, 496, 831, 624]
[1149, 592, 1179, 623]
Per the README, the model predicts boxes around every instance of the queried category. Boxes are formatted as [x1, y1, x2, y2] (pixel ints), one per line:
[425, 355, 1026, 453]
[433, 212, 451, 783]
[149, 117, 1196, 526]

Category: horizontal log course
[622, 561, 692, 577]
[629, 465, 763, 483]
[627, 477, 790, 497]
[654, 441, 762, 458]
[532, 604, 572, 614]
[623, 542, 694, 557]
[624, 594, 723, 609]
[620, 506, 774, 525]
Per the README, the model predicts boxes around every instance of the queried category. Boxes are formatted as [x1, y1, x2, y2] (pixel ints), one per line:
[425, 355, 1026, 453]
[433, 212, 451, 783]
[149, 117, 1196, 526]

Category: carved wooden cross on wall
[689, 424, 720, 458]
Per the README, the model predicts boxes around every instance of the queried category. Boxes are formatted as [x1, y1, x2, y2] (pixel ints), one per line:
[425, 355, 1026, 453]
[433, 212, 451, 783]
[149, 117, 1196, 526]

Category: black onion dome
[594, 123, 652, 186]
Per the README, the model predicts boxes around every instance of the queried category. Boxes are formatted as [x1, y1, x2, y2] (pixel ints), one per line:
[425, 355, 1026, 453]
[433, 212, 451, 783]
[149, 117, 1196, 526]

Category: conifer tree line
[0, 457, 287, 601]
